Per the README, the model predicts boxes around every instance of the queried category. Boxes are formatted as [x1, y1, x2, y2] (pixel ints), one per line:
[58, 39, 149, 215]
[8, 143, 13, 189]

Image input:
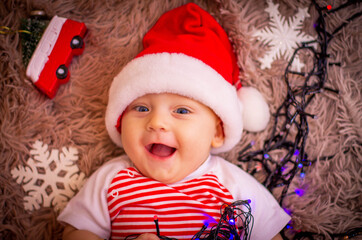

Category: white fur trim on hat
[106, 53, 243, 153]
[237, 87, 270, 132]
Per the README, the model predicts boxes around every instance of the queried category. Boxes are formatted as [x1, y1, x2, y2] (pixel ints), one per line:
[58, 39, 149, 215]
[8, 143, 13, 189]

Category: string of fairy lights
[125, 200, 254, 240]
[191, 200, 254, 240]
[237, 0, 361, 239]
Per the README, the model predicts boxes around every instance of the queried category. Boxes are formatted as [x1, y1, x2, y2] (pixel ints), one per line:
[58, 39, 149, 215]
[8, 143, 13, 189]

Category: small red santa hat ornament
[106, 3, 270, 153]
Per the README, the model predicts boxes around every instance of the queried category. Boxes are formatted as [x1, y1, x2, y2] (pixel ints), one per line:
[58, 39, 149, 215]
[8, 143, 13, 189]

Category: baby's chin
[142, 168, 189, 185]
[148, 173, 183, 185]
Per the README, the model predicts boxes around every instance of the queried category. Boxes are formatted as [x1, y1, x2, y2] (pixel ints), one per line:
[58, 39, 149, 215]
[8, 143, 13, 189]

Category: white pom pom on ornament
[237, 87, 270, 132]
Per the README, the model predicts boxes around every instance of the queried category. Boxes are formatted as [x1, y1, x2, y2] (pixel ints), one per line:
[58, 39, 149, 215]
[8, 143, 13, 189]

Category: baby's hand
[134, 233, 160, 240]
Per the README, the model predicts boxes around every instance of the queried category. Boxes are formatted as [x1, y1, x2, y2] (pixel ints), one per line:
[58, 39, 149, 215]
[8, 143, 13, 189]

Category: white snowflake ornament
[11, 140, 86, 211]
[253, 0, 315, 70]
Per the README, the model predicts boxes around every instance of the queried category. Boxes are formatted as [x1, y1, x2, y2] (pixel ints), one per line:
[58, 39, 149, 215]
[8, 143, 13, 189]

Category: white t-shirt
[58, 155, 290, 240]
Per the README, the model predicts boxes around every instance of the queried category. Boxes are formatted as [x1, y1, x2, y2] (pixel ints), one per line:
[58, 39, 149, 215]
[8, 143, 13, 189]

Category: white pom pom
[237, 87, 270, 132]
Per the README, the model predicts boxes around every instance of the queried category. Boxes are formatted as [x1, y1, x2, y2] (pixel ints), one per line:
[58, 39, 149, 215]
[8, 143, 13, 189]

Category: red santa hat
[105, 3, 270, 153]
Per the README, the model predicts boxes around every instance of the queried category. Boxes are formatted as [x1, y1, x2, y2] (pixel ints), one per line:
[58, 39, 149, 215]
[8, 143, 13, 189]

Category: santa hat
[106, 3, 270, 153]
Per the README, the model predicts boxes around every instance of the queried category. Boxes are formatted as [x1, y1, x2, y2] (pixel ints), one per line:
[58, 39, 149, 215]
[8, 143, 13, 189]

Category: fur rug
[1, 0, 361, 239]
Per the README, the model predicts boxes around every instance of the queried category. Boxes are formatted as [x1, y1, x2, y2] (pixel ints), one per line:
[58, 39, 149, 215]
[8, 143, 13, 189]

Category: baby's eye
[175, 108, 190, 114]
[134, 106, 149, 112]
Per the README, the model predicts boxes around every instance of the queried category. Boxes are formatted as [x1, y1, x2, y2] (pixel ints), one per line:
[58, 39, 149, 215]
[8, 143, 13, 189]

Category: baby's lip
[145, 143, 177, 158]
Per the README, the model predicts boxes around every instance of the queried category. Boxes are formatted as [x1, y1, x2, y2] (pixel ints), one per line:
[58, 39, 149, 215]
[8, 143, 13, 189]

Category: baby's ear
[212, 119, 225, 148]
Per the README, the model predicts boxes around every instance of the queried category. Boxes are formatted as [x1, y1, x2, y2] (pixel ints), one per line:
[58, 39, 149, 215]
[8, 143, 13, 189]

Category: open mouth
[146, 143, 176, 158]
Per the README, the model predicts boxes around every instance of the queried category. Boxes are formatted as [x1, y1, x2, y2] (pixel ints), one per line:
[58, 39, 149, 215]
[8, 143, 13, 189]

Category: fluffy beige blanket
[1, 0, 361, 239]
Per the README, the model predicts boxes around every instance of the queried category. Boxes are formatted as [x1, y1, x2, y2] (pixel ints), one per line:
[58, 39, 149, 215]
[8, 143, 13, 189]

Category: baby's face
[121, 93, 224, 184]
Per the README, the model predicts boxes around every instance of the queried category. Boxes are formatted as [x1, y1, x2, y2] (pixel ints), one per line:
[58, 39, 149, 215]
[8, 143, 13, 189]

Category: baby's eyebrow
[129, 101, 148, 107]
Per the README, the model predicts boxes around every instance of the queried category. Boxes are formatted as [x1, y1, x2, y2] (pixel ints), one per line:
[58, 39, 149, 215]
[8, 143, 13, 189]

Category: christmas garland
[237, 0, 361, 239]
[125, 200, 253, 240]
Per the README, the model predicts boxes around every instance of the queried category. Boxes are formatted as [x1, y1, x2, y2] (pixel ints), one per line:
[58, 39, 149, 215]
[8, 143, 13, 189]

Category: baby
[58, 3, 290, 240]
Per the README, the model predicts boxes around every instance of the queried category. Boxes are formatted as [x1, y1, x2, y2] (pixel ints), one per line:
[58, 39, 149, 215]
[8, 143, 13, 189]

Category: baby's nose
[146, 112, 169, 132]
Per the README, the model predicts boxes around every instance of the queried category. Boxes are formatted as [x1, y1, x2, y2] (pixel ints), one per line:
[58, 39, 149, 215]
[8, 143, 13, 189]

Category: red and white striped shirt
[58, 155, 291, 240]
[107, 167, 234, 239]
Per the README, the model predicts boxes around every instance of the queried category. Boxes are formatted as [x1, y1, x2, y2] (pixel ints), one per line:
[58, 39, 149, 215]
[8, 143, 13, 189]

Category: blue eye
[135, 106, 149, 112]
[175, 108, 190, 114]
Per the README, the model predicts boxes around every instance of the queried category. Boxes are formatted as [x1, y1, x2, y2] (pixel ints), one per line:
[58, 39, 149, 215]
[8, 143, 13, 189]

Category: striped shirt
[58, 155, 291, 240]
[107, 167, 234, 239]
